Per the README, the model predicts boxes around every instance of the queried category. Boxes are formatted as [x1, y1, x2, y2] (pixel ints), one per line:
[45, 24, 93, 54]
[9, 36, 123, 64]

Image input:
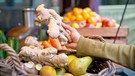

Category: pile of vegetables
[19, 36, 68, 68]
[17, 36, 108, 76]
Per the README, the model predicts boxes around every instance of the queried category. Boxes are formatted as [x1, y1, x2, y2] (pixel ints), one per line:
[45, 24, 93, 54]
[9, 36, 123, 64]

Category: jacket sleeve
[76, 36, 135, 70]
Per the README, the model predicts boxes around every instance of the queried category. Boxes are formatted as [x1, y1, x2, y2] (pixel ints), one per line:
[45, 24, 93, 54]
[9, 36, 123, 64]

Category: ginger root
[23, 61, 38, 75]
[47, 17, 60, 38]
[24, 36, 43, 48]
[19, 36, 68, 68]
[36, 4, 72, 45]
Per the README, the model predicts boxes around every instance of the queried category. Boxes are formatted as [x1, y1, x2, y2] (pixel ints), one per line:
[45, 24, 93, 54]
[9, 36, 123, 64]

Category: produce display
[0, 4, 114, 76]
[10, 35, 108, 76]
[63, 7, 119, 28]
[18, 4, 97, 75]
[36, 4, 72, 45]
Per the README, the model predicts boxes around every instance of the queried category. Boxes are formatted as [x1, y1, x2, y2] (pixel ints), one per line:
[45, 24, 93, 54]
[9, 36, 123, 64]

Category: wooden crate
[76, 26, 129, 44]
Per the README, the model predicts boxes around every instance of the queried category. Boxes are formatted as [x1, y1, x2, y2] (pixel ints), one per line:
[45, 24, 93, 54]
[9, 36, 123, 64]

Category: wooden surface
[76, 27, 129, 37]
[77, 26, 129, 44]
[105, 39, 128, 44]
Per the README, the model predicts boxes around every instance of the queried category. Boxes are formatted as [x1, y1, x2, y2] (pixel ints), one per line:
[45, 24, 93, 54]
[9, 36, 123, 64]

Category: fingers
[66, 43, 77, 49]
[62, 23, 75, 32]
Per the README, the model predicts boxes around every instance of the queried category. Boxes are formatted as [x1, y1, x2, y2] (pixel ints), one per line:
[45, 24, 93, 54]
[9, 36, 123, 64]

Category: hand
[62, 23, 81, 49]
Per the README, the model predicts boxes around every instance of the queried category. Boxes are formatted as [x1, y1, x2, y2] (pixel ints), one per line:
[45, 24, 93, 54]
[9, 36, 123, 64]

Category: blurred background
[0, 0, 135, 45]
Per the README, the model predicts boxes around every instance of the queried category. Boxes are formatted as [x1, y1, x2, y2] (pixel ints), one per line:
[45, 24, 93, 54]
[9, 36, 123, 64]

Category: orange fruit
[87, 17, 96, 25]
[72, 7, 82, 15]
[76, 14, 83, 21]
[63, 17, 70, 22]
[83, 7, 92, 13]
[70, 15, 76, 21]
[82, 9, 88, 14]
[89, 12, 97, 17]
[82, 12, 90, 20]
[66, 12, 72, 17]
[81, 9, 90, 20]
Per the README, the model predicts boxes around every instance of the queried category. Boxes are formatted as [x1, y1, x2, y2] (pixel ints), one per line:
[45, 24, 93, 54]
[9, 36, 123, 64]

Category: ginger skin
[47, 17, 60, 38]
[36, 4, 72, 45]
[19, 36, 68, 68]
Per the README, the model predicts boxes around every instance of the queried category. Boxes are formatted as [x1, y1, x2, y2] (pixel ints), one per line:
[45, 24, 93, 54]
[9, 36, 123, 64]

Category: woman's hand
[62, 23, 81, 49]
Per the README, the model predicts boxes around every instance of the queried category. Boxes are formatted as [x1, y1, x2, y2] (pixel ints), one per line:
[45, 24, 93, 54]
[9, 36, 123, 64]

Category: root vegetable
[51, 53, 68, 67]
[47, 17, 60, 38]
[42, 41, 52, 48]
[35, 63, 42, 71]
[24, 61, 35, 68]
[36, 4, 72, 45]
[19, 36, 68, 68]
[48, 9, 63, 22]
[23, 61, 38, 75]
[36, 4, 51, 22]
[59, 33, 68, 45]
[24, 36, 43, 48]
[49, 38, 62, 49]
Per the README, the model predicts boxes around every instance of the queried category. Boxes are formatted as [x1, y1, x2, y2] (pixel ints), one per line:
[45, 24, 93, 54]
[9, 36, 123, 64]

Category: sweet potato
[42, 41, 52, 48]
[49, 38, 62, 49]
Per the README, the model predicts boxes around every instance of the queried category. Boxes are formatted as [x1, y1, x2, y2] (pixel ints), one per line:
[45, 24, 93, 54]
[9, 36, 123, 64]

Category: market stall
[0, 0, 135, 76]
[0, 4, 116, 76]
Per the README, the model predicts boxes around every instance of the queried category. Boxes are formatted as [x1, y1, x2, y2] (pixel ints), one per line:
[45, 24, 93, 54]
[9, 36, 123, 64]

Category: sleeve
[76, 36, 135, 70]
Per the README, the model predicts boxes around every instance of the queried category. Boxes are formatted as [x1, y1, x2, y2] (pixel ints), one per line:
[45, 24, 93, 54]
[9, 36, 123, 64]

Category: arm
[76, 36, 135, 70]
[61, 23, 135, 70]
